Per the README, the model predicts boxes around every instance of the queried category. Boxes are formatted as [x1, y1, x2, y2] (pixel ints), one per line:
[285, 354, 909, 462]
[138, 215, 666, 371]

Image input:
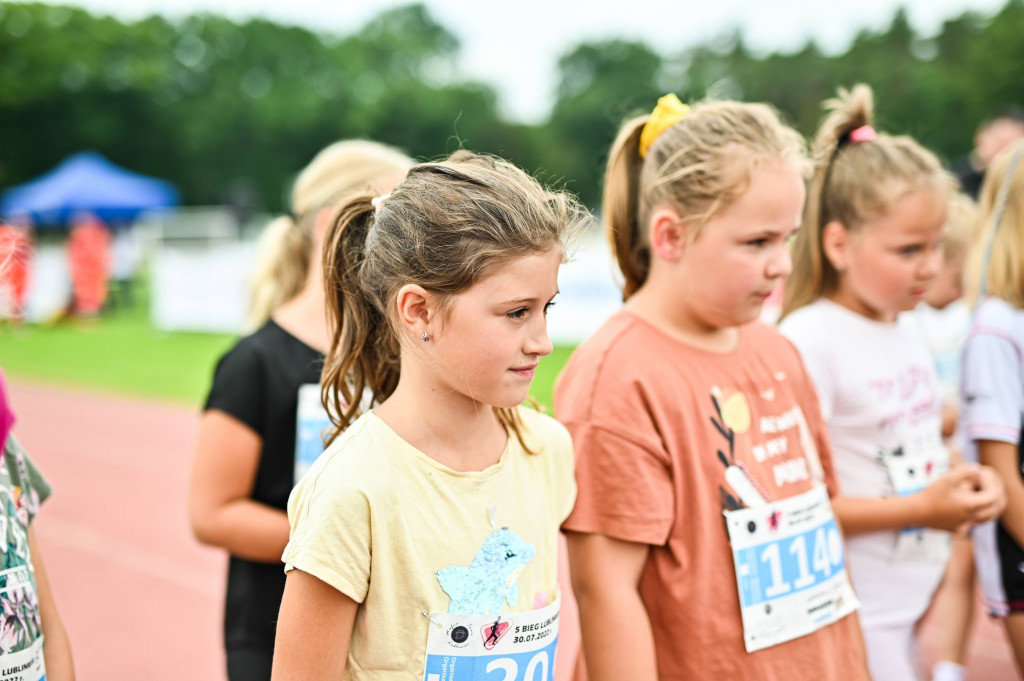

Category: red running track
[8, 380, 1020, 680]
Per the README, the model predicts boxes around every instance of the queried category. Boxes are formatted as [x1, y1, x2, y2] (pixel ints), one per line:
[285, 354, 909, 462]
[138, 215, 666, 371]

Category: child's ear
[821, 221, 850, 272]
[395, 284, 436, 339]
[648, 208, 687, 261]
[313, 207, 334, 241]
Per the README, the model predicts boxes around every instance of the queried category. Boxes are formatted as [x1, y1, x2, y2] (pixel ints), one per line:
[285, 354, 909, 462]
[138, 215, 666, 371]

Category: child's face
[427, 248, 560, 410]
[922, 253, 964, 310]
[674, 159, 804, 329]
[832, 188, 946, 322]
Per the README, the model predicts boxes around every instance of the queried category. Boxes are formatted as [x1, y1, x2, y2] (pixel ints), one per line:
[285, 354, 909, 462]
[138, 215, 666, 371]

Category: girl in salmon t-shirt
[556, 94, 871, 680]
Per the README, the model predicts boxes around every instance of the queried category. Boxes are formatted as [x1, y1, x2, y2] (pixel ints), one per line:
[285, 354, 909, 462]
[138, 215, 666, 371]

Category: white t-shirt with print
[781, 299, 949, 629]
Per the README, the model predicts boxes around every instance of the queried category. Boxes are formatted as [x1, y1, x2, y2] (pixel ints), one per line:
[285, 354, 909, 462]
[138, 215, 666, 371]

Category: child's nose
[768, 245, 792, 279]
[526, 320, 554, 357]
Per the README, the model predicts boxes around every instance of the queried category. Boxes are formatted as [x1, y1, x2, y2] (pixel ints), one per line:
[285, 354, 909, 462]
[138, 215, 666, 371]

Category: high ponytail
[782, 85, 873, 320]
[781, 84, 954, 321]
[320, 195, 400, 445]
[603, 117, 650, 299]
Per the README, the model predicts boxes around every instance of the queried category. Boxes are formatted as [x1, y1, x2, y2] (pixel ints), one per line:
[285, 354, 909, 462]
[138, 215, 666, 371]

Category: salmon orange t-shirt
[557, 310, 868, 680]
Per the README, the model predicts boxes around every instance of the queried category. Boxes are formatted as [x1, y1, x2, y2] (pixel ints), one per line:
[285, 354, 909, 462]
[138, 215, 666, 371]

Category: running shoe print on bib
[725, 484, 859, 652]
[422, 598, 559, 681]
[880, 446, 951, 563]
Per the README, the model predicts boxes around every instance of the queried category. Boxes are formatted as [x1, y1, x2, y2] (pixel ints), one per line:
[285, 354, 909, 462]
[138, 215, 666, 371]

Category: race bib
[294, 383, 331, 483]
[881, 448, 951, 563]
[0, 633, 44, 681]
[422, 598, 559, 681]
[725, 485, 858, 653]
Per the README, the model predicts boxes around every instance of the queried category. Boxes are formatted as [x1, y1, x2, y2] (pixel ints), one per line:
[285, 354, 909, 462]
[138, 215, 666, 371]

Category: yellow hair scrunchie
[638, 94, 691, 158]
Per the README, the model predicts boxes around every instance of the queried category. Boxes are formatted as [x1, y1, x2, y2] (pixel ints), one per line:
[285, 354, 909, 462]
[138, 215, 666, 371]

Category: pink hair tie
[848, 125, 877, 143]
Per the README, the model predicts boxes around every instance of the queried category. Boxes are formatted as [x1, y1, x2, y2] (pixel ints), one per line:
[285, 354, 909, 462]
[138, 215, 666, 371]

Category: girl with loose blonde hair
[959, 139, 1024, 675]
[190, 139, 412, 681]
[779, 85, 1005, 681]
[273, 150, 586, 681]
[558, 94, 869, 681]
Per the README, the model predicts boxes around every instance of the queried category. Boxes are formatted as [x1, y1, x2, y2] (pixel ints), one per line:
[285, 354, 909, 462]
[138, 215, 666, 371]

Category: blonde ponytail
[603, 117, 650, 299]
[245, 140, 414, 331]
[246, 215, 311, 331]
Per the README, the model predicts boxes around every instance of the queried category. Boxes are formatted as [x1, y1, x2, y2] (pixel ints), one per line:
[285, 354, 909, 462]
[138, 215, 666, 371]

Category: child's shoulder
[777, 299, 834, 338]
[568, 309, 650, 361]
[516, 406, 572, 451]
[301, 413, 394, 488]
[972, 297, 1024, 336]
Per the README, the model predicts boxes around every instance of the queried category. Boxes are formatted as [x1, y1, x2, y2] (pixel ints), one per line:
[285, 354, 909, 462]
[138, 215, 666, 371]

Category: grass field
[0, 309, 574, 411]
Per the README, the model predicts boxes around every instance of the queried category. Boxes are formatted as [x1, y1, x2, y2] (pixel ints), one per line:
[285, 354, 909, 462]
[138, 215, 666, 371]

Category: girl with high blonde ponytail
[189, 140, 412, 681]
[779, 85, 1006, 681]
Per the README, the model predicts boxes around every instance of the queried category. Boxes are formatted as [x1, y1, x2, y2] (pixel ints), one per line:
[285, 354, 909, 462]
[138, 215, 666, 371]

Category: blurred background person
[911, 193, 980, 681]
[67, 213, 111, 317]
[188, 140, 413, 681]
[0, 218, 33, 322]
[955, 110, 1024, 199]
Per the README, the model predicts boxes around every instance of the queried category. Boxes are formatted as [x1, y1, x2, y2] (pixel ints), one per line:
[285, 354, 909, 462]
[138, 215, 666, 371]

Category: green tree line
[1, 0, 1022, 212]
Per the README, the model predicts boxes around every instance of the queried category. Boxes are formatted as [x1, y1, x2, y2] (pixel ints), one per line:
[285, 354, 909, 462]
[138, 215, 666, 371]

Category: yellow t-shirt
[282, 406, 576, 679]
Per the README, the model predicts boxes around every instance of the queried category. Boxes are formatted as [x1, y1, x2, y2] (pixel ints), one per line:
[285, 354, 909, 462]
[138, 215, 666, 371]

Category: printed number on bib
[724, 485, 858, 652]
[423, 598, 559, 681]
[880, 447, 950, 563]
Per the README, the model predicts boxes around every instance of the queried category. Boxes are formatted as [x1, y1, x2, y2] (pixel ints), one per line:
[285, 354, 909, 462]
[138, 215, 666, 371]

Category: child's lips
[510, 364, 537, 378]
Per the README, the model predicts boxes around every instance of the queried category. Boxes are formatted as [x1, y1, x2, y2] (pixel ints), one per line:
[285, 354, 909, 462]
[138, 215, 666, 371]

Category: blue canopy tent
[1, 151, 179, 225]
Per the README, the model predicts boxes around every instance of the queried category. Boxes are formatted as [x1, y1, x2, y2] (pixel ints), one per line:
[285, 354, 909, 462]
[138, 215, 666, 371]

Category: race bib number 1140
[724, 485, 858, 652]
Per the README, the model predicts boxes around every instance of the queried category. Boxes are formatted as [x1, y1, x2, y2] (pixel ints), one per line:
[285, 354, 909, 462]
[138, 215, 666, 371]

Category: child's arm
[565, 531, 658, 681]
[29, 527, 74, 681]
[831, 465, 1001, 535]
[977, 440, 1024, 547]
[271, 569, 358, 681]
[189, 410, 291, 562]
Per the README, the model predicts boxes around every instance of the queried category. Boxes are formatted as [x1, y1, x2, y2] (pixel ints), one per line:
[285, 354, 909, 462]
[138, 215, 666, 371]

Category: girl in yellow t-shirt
[272, 151, 585, 681]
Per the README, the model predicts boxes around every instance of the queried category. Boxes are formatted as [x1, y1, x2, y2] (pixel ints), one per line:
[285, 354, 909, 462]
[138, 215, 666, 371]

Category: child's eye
[899, 245, 921, 257]
[746, 238, 769, 248]
[543, 301, 556, 315]
[506, 308, 527, 320]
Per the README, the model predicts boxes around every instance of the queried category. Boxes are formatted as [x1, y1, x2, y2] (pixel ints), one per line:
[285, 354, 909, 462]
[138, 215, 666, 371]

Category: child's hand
[917, 465, 988, 532]
[965, 464, 1006, 524]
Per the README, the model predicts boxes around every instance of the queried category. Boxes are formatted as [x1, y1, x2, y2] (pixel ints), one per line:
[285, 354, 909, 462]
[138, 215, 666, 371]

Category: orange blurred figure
[68, 214, 111, 316]
[0, 222, 32, 319]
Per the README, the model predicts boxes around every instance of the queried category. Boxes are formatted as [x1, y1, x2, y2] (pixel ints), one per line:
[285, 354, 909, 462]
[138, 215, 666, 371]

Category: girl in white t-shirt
[960, 139, 1024, 675]
[271, 151, 584, 681]
[779, 84, 1006, 681]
